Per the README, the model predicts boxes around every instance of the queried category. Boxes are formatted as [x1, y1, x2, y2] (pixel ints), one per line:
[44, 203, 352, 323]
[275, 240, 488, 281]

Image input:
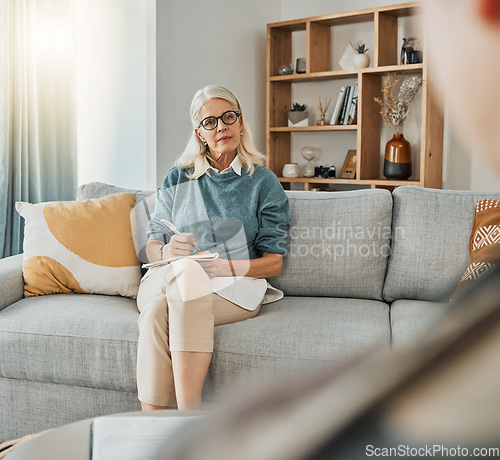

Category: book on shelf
[338, 85, 351, 125]
[342, 85, 355, 125]
[330, 86, 346, 125]
[347, 83, 358, 125]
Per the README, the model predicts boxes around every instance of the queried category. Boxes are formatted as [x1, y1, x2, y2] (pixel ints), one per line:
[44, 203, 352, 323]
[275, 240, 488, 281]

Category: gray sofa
[1, 183, 499, 442]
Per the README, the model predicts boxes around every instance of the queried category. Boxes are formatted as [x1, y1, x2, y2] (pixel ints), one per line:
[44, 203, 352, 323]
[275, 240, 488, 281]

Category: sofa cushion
[77, 182, 155, 264]
[16, 194, 142, 298]
[451, 199, 500, 300]
[269, 190, 393, 300]
[383, 187, 500, 302]
[0, 294, 139, 392]
[204, 296, 391, 399]
[390, 299, 451, 348]
[0, 293, 390, 402]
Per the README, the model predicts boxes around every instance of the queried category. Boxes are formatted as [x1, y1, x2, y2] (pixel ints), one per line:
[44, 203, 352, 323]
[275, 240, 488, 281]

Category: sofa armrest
[0, 254, 24, 312]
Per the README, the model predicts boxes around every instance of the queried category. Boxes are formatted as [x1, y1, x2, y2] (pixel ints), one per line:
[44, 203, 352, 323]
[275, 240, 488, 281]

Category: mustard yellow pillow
[16, 193, 141, 298]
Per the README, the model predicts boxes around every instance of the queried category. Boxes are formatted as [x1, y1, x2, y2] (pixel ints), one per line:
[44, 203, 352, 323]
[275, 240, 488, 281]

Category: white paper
[142, 252, 219, 269]
[211, 277, 283, 311]
[91, 416, 204, 460]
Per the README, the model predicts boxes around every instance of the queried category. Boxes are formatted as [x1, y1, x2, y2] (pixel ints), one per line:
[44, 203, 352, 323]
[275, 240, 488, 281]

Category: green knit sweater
[147, 165, 290, 260]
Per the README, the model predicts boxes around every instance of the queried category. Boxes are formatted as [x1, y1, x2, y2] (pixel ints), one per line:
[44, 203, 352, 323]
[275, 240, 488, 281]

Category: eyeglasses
[198, 111, 240, 131]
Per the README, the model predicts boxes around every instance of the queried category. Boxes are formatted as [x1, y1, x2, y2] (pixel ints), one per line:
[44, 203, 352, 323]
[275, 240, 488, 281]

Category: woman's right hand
[163, 233, 198, 259]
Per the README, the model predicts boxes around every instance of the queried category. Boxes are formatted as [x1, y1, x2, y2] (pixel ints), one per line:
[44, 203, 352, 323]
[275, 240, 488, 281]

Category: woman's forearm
[220, 252, 283, 279]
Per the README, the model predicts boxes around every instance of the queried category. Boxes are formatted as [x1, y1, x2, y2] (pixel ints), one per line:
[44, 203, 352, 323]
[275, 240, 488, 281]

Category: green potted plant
[352, 41, 370, 69]
[288, 102, 309, 127]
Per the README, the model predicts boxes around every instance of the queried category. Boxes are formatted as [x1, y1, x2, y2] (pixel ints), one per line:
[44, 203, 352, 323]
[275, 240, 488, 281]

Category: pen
[160, 219, 202, 253]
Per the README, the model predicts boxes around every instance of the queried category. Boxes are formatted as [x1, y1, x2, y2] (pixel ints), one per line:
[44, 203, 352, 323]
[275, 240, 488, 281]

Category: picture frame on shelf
[339, 150, 357, 179]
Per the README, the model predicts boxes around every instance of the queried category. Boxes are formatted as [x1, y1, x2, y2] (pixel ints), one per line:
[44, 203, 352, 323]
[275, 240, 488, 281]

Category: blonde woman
[136, 85, 290, 411]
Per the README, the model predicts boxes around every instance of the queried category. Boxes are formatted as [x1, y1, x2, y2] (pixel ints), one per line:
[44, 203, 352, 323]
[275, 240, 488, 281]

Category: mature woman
[136, 85, 290, 411]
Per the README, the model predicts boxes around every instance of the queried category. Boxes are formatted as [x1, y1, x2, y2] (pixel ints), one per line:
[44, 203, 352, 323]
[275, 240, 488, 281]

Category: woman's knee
[166, 259, 212, 302]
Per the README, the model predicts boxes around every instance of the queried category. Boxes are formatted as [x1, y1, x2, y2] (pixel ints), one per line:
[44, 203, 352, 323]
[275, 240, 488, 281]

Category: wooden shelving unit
[266, 2, 444, 191]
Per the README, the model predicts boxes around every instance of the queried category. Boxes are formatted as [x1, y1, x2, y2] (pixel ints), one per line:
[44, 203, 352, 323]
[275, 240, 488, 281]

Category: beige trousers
[136, 258, 260, 407]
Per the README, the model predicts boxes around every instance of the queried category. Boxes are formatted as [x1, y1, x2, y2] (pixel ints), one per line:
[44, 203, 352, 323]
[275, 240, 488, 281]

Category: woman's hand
[197, 256, 233, 278]
[146, 236, 198, 262]
[163, 233, 198, 258]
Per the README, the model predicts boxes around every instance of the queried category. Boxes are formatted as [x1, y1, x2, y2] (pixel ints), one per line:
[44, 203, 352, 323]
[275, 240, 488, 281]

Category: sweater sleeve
[254, 171, 290, 255]
[146, 169, 179, 243]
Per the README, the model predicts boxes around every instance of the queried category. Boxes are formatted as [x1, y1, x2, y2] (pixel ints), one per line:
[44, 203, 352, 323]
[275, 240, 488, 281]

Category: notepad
[142, 252, 219, 269]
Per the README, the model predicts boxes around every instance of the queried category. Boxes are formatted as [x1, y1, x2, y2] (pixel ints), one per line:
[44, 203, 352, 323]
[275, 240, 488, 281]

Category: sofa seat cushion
[205, 296, 391, 399]
[390, 299, 451, 348]
[384, 186, 500, 302]
[0, 294, 139, 392]
[269, 189, 393, 301]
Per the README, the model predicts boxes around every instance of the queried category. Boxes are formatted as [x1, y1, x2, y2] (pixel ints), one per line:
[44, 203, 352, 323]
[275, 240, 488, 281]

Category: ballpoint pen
[161, 219, 202, 253]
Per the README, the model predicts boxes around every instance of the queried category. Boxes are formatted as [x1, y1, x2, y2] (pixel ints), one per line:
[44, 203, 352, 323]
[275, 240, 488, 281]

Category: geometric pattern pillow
[16, 193, 141, 299]
[451, 199, 500, 300]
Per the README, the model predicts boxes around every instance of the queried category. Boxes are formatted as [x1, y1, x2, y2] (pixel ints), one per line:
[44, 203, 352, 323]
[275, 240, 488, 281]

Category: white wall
[76, 0, 156, 190]
[156, 0, 281, 185]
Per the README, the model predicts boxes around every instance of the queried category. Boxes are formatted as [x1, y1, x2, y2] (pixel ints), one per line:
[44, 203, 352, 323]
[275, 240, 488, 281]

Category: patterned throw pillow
[452, 199, 500, 300]
[16, 193, 142, 298]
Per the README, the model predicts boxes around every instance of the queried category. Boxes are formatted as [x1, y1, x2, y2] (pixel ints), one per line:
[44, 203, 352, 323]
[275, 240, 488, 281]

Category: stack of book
[330, 83, 358, 126]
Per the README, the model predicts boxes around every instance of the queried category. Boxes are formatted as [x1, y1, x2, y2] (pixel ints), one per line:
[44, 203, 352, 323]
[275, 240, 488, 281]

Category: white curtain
[0, 0, 77, 258]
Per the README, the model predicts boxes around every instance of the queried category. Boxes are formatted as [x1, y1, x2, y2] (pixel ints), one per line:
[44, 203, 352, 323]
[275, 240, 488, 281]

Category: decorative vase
[401, 37, 417, 65]
[277, 62, 294, 75]
[316, 114, 328, 126]
[353, 53, 370, 69]
[282, 163, 300, 178]
[383, 133, 412, 180]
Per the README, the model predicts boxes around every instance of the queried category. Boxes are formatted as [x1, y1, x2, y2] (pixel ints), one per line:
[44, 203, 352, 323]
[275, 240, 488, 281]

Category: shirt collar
[203, 155, 242, 176]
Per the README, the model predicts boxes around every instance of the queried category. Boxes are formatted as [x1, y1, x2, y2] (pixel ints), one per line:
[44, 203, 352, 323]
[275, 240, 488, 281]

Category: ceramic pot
[383, 133, 412, 180]
[353, 53, 370, 69]
[288, 111, 309, 127]
[282, 163, 300, 178]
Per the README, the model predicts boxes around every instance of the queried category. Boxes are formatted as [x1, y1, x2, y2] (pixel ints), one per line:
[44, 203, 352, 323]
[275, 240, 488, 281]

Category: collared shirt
[203, 155, 242, 176]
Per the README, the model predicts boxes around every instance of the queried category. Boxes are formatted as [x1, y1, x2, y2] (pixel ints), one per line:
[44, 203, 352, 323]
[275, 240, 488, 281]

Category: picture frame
[339, 150, 357, 179]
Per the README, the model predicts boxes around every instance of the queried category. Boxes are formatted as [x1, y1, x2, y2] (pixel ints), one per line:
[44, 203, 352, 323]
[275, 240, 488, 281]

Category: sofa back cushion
[383, 186, 500, 302]
[268, 189, 393, 301]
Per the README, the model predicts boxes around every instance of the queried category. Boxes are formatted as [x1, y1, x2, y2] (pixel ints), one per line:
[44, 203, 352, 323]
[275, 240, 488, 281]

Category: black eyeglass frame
[198, 110, 241, 131]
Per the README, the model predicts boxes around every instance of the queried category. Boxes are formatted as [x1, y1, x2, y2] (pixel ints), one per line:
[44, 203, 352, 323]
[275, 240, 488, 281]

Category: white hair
[175, 85, 265, 178]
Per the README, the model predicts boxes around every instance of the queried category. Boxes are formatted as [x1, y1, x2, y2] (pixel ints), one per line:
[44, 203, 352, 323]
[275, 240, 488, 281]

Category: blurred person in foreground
[158, 1, 500, 459]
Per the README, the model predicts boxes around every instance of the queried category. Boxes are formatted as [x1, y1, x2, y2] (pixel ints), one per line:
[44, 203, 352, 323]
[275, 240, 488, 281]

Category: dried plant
[374, 73, 422, 133]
